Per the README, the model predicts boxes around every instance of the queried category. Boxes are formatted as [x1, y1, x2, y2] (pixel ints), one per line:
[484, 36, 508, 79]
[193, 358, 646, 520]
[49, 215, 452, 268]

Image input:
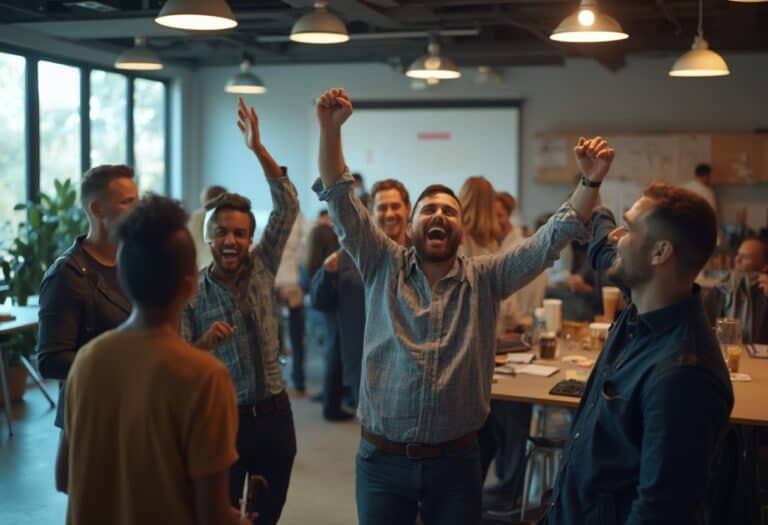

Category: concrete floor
[0, 351, 360, 525]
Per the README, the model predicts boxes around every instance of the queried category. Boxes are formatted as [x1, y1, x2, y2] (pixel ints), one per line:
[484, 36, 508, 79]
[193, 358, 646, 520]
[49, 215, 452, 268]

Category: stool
[520, 436, 565, 521]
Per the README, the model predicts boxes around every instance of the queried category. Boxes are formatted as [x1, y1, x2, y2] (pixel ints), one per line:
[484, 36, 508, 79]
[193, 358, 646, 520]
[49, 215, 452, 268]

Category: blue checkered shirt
[313, 172, 589, 443]
[182, 176, 299, 404]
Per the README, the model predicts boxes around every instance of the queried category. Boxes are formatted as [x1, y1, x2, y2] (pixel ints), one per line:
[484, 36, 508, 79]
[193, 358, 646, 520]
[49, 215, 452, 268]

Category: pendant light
[669, 0, 730, 77]
[290, 1, 349, 44]
[406, 35, 461, 80]
[155, 0, 237, 31]
[550, 0, 629, 43]
[115, 36, 163, 71]
[225, 56, 266, 94]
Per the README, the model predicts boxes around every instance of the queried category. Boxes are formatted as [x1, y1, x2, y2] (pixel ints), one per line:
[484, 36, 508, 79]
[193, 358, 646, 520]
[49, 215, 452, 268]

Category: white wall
[197, 54, 768, 228]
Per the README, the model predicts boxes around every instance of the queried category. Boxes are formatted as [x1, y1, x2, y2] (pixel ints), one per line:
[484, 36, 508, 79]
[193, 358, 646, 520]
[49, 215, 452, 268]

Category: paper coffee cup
[542, 298, 562, 333]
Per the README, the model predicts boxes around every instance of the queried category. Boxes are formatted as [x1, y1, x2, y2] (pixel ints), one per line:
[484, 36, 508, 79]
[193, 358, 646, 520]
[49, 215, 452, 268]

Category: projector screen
[307, 101, 520, 213]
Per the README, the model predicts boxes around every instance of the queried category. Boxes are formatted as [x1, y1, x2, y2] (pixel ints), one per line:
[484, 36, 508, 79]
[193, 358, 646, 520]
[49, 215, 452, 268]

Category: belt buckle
[405, 443, 422, 460]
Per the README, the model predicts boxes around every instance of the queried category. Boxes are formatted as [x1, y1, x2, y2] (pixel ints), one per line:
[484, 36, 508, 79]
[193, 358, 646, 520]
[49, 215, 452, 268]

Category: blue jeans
[355, 437, 482, 525]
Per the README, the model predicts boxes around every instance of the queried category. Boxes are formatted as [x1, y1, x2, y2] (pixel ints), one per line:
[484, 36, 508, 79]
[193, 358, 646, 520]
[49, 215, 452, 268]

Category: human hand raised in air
[316, 88, 353, 130]
[574, 136, 615, 184]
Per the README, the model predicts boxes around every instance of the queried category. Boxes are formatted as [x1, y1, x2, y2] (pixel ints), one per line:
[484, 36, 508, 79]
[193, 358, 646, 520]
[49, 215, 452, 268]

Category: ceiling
[1, 0, 767, 71]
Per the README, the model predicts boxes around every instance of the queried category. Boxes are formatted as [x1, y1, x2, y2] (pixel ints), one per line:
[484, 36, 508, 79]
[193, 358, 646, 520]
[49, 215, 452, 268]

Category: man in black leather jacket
[36, 164, 138, 429]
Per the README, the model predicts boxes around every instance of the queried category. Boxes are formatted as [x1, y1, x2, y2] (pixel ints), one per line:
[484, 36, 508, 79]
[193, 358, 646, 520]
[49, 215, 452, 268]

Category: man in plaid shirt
[182, 97, 299, 525]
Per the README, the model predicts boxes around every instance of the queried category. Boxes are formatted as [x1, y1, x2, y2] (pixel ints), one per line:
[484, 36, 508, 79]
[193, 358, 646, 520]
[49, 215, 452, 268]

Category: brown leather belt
[361, 428, 477, 460]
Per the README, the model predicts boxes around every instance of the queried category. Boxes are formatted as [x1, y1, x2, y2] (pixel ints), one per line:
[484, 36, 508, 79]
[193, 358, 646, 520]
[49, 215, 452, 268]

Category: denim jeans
[355, 436, 482, 525]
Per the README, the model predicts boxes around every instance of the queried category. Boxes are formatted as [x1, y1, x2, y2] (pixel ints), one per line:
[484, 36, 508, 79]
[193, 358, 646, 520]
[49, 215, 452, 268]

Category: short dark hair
[117, 195, 196, 309]
[411, 185, 461, 220]
[80, 164, 135, 205]
[318, 209, 329, 218]
[205, 193, 256, 238]
[370, 179, 411, 209]
[694, 163, 711, 177]
[642, 182, 717, 279]
[741, 237, 768, 265]
[202, 185, 227, 205]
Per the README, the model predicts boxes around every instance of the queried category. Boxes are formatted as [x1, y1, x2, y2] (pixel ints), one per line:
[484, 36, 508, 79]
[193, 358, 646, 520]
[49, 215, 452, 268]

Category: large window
[0, 46, 169, 213]
[38, 61, 81, 197]
[134, 78, 166, 194]
[0, 52, 26, 248]
[90, 70, 127, 167]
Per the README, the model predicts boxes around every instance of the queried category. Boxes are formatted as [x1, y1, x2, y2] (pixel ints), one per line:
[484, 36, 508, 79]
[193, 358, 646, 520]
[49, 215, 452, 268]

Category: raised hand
[574, 136, 615, 183]
[316, 88, 353, 130]
[236, 96, 261, 153]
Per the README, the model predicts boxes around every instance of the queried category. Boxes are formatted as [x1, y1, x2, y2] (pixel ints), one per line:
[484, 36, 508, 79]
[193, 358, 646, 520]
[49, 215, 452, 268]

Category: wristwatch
[581, 174, 602, 188]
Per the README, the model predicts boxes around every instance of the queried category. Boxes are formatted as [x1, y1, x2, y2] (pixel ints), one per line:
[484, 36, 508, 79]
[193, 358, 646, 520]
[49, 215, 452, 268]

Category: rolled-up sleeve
[484, 201, 589, 300]
[254, 176, 300, 276]
[312, 173, 400, 283]
[588, 207, 618, 273]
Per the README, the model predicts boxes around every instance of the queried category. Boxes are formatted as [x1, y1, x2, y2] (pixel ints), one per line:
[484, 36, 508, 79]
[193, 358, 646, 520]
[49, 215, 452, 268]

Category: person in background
[310, 179, 411, 411]
[275, 205, 308, 398]
[303, 207, 349, 417]
[495, 192, 523, 248]
[704, 237, 768, 344]
[37, 165, 138, 463]
[458, 176, 501, 257]
[57, 195, 250, 525]
[315, 87, 613, 525]
[188, 184, 228, 269]
[546, 183, 733, 524]
[457, 178, 529, 510]
[683, 163, 717, 214]
[181, 97, 299, 525]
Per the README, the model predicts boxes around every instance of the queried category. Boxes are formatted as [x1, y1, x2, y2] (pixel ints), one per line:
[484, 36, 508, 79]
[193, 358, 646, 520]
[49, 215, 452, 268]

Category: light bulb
[578, 8, 596, 27]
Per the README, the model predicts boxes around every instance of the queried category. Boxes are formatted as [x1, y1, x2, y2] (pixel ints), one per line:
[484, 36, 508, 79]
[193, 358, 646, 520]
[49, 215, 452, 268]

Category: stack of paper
[517, 364, 560, 377]
[506, 353, 535, 364]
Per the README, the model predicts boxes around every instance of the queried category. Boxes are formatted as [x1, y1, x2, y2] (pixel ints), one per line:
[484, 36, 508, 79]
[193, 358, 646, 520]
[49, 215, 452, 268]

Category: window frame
[0, 42, 171, 202]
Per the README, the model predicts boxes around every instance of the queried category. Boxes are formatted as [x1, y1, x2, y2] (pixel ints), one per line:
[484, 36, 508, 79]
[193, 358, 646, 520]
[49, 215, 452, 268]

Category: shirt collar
[404, 247, 466, 283]
[634, 284, 703, 336]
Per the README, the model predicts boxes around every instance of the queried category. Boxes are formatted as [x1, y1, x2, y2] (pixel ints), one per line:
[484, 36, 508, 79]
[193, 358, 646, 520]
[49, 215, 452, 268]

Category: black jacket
[36, 236, 130, 427]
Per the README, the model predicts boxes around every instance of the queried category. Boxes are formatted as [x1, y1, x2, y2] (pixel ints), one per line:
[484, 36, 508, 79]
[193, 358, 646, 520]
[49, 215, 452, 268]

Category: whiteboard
[307, 106, 520, 213]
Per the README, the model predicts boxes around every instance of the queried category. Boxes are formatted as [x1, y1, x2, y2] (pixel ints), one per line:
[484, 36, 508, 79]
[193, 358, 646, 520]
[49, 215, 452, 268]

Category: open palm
[236, 96, 261, 152]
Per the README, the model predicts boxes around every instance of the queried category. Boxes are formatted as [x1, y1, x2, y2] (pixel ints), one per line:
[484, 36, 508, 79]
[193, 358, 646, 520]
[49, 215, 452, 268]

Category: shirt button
[574, 432, 580, 439]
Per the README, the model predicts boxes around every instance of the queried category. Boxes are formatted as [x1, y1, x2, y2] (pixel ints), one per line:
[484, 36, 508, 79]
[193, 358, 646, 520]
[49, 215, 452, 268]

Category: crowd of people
[35, 88, 767, 525]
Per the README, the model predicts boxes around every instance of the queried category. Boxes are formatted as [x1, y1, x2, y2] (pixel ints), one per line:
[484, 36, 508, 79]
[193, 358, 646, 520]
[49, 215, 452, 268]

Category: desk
[491, 345, 768, 426]
[0, 305, 55, 437]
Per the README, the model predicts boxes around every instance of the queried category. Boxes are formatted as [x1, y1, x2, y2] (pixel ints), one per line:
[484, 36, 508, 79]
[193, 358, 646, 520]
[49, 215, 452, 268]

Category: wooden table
[491, 343, 768, 426]
[0, 305, 55, 437]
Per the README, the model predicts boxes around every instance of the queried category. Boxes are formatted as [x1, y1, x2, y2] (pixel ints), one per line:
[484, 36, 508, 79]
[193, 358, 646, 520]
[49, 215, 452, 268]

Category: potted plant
[0, 178, 87, 402]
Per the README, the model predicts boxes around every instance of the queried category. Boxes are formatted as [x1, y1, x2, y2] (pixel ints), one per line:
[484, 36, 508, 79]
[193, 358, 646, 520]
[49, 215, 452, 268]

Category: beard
[607, 253, 652, 289]
[211, 246, 248, 274]
[413, 229, 461, 263]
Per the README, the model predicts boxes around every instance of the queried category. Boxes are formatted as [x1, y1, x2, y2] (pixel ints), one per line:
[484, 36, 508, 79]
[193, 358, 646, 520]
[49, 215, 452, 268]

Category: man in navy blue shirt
[310, 179, 411, 407]
[545, 182, 734, 525]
